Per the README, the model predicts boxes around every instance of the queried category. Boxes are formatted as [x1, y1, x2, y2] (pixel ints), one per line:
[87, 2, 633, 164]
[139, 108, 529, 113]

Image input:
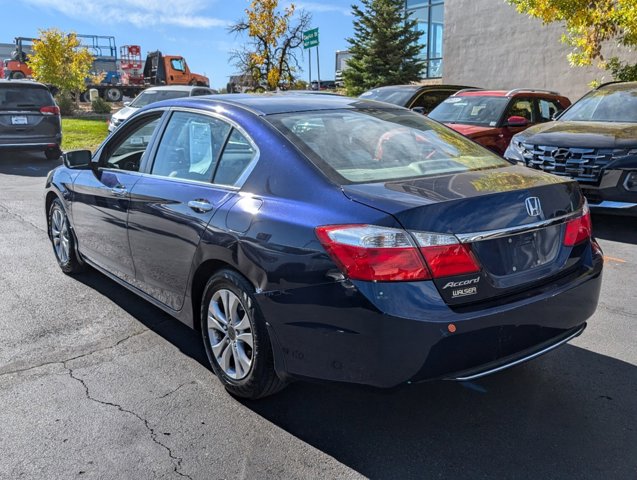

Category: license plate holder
[11, 115, 28, 125]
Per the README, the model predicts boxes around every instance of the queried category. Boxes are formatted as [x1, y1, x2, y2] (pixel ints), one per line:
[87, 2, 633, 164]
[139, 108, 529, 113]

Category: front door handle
[188, 199, 213, 213]
[111, 185, 127, 196]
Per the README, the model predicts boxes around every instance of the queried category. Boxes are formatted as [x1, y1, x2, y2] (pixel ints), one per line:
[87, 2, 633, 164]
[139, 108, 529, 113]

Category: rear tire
[48, 199, 87, 274]
[10, 71, 25, 80]
[201, 269, 286, 399]
[45, 146, 62, 161]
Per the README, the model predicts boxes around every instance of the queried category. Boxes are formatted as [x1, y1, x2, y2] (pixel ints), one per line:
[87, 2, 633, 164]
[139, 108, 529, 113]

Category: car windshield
[359, 88, 417, 106]
[268, 109, 508, 184]
[130, 90, 190, 108]
[0, 87, 53, 110]
[559, 87, 637, 122]
[429, 96, 509, 127]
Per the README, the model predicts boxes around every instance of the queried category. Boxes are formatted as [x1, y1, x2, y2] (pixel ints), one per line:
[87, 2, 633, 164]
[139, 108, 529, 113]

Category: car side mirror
[506, 115, 529, 127]
[411, 106, 426, 115]
[123, 101, 131, 107]
[63, 150, 92, 169]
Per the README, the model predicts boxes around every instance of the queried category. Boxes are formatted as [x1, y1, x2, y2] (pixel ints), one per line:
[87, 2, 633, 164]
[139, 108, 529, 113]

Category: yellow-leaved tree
[230, 0, 311, 91]
[29, 29, 93, 100]
[508, 0, 637, 80]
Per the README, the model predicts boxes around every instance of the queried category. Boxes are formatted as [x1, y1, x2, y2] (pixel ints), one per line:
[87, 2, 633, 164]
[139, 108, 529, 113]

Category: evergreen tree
[344, 0, 425, 96]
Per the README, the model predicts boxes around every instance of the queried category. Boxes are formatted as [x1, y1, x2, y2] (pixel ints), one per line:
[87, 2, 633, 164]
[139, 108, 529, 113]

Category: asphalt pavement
[0, 152, 635, 480]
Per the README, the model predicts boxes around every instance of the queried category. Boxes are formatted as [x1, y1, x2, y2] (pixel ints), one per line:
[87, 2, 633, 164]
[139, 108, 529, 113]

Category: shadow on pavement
[0, 151, 60, 177]
[592, 213, 637, 245]
[243, 347, 637, 479]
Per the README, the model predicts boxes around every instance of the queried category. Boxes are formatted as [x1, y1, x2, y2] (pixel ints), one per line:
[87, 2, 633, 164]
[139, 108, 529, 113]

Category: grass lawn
[61, 118, 109, 152]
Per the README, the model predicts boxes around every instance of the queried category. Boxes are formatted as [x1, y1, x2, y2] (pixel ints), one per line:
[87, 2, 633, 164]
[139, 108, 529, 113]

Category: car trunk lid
[342, 165, 588, 305]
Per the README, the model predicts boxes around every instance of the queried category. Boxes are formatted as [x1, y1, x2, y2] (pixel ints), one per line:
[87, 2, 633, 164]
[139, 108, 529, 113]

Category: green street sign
[303, 28, 319, 49]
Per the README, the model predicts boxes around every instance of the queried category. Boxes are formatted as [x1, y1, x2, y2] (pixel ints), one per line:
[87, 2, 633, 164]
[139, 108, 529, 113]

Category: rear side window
[269, 109, 508, 184]
[214, 129, 258, 187]
[0, 86, 53, 110]
[410, 90, 454, 113]
[538, 99, 563, 122]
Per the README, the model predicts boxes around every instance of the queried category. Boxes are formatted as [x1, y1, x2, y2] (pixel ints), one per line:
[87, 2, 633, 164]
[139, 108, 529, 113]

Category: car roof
[364, 84, 471, 93]
[456, 89, 562, 98]
[0, 79, 49, 89]
[152, 93, 405, 116]
[596, 81, 637, 92]
[143, 85, 212, 93]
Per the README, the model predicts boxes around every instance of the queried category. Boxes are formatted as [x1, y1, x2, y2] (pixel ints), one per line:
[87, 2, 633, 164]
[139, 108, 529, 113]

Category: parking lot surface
[1, 153, 635, 480]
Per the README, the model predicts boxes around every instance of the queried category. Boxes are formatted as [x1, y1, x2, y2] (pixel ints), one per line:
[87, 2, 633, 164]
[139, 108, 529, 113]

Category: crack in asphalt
[158, 381, 197, 399]
[65, 363, 193, 480]
[0, 329, 149, 377]
[0, 201, 46, 233]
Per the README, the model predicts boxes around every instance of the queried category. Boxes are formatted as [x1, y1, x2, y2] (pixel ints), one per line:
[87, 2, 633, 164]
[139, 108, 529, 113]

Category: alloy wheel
[51, 207, 70, 264]
[207, 289, 254, 380]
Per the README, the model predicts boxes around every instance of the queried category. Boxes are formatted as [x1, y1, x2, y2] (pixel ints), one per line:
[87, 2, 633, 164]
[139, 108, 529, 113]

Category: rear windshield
[0, 86, 53, 110]
[429, 96, 509, 126]
[130, 89, 190, 108]
[268, 109, 508, 184]
[559, 87, 637, 123]
[359, 88, 417, 106]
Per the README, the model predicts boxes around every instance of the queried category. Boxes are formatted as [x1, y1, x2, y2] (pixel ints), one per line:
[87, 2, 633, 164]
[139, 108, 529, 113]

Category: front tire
[201, 270, 286, 399]
[48, 199, 86, 274]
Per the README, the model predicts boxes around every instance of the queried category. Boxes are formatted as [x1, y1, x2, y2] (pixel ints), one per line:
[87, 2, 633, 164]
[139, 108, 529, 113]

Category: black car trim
[446, 323, 586, 381]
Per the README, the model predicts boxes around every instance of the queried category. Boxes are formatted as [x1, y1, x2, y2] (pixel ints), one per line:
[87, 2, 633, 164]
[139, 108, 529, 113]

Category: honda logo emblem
[525, 197, 543, 217]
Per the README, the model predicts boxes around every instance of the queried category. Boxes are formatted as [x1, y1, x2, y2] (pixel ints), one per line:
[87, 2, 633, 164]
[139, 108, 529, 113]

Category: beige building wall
[442, 0, 637, 101]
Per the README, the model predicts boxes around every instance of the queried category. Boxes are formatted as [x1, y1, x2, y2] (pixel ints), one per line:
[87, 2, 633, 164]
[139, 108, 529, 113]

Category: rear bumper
[0, 136, 61, 150]
[257, 249, 603, 388]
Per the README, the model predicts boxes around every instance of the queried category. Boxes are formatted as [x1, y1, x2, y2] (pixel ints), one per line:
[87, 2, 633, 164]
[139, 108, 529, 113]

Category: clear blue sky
[1, 0, 357, 90]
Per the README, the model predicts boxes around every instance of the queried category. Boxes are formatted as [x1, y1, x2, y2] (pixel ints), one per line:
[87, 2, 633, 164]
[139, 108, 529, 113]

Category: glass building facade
[406, 0, 444, 78]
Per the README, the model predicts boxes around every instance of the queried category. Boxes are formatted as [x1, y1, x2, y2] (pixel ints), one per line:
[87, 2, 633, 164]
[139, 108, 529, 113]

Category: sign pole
[316, 45, 321, 90]
[308, 48, 312, 89]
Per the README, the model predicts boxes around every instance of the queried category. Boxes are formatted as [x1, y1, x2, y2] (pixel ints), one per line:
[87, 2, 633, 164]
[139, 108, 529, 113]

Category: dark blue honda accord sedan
[45, 94, 603, 398]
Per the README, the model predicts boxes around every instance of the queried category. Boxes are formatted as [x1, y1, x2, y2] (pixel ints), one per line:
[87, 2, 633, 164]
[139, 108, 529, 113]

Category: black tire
[10, 71, 25, 80]
[45, 146, 62, 161]
[105, 87, 122, 102]
[201, 269, 286, 399]
[48, 198, 87, 274]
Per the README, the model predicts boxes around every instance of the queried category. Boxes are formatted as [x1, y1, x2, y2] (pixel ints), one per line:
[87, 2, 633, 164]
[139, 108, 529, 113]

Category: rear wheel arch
[191, 259, 256, 332]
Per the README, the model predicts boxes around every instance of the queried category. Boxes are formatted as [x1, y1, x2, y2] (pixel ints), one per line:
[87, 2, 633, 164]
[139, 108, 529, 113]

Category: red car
[428, 89, 571, 155]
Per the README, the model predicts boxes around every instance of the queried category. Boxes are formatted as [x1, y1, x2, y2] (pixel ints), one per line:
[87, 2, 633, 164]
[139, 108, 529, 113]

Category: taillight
[411, 232, 481, 278]
[315, 225, 430, 281]
[315, 225, 482, 282]
[40, 106, 60, 116]
[563, 205, 592, 246]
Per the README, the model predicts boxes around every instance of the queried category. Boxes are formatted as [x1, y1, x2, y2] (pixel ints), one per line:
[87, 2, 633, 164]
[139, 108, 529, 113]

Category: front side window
[559, 87, 637, 123]
[150, 112, 231, 182]
[429, 96, 509, 127]
[170, 58, 185, 72]
[102, 115, 162, 172]
[269, 109, 508, 184]
[410, 90, 454, 113]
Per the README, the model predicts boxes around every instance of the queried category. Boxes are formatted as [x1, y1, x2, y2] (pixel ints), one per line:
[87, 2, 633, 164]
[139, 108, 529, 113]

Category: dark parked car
[429, 89, 571, 155]
[505, 81, 637, 215]
[359, 84, 474, 114]
[45, 94, 602, 399]
[0, 79, 62, 160]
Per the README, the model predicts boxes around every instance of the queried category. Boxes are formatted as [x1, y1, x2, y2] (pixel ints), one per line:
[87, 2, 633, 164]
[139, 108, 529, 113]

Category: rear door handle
[188, 199, 213, 213]
[111, 185, 127, 196]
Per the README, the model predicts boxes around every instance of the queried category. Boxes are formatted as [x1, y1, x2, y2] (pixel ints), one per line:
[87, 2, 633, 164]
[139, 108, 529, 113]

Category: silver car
[0, 80, 62, 160]
[108, 85, 216, 132]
